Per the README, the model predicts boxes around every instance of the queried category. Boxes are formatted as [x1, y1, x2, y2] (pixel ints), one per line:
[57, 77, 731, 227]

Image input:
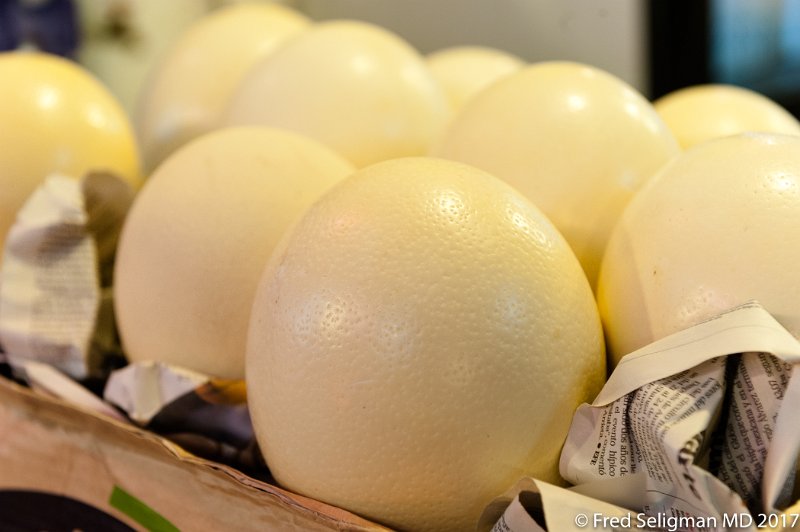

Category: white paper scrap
[0, 175, 98, 379]
[22, 360, 126, 422]
[104, 361, 209, 425]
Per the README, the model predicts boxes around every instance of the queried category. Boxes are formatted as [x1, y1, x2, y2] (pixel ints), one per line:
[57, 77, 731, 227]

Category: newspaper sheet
[0, 173, 132, 379]
[479, 477, 638, 531]
[553, 301, 800, 531]
[487, 301, 800, 531]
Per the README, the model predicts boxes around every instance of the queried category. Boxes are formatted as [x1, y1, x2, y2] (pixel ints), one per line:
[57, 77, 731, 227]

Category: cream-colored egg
[426, 46, 524, 113]
[654, 84, 800, 149]
[599, 133, 800, 365]
[135, 3, 310, 172]
[247, 157, 605, 531]
[434, 61, 679, 288]
[115, 127, 353, 379]
[0, 52, 141, 254]
[226, 20, 449, 168]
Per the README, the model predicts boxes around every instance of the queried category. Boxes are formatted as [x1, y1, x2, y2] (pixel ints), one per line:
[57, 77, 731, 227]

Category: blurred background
[1, 0, 800, 116]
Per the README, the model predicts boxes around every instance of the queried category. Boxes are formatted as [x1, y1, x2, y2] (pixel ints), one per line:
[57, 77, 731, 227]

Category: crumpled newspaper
[486, 301, 800, 532]
[480, 477, 636, 531]
[0, 172, 133, 380]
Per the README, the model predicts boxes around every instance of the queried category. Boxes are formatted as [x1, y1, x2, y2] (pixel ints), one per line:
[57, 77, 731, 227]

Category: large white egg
[247, 157, 605, 531]
[654, 84, 800, 149]
[434, 61, 679, 287]
[115, 127, 353, 379]
[226, 20, 449, 168]
[599, 133, 800, 365]
[135, 3, 310, 172]
[426, 45, 524, 113]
